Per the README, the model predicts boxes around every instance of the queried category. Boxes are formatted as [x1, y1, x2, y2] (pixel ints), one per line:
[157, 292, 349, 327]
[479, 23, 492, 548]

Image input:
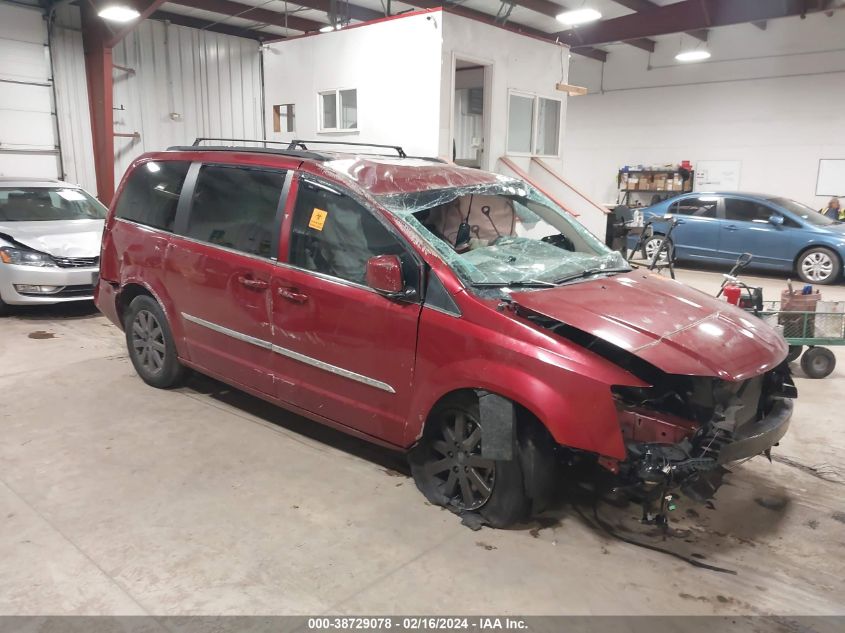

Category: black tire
[0, 297, 7, 316]
[409, 393, 553, 528]
[800, 346, 836, 379]
[786, 345, 803, 363]
[796, 247, 840, 285]
[642, 235, 674, 265]
[124, 295, 186, 388]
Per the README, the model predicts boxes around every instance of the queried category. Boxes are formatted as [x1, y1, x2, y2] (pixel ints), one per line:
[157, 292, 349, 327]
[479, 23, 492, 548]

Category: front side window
[671, 196, 719, 217]
[115, 160, 190, 231]
[724, 198, 775, 223]
[184, 165, 286, 258]
[319, 89, 357, 131]
[289, 178, 407, 285]
[770, 197, 839, 226]
[377, 182, 628, 289]
[0, 187, 106, 222]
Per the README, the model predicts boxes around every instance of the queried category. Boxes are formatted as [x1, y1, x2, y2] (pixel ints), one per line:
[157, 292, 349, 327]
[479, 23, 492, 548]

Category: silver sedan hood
[0, 220, 104, 258]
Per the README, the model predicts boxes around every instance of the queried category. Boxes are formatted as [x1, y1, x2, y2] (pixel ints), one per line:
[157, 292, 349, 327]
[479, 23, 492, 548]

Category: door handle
[277, 287, 309, 303]
[237, 275, 269, 291]
[725, 224, 739, 231]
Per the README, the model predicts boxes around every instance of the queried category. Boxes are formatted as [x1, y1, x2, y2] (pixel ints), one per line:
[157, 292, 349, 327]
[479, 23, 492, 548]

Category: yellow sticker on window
[308, 208, 328, 231]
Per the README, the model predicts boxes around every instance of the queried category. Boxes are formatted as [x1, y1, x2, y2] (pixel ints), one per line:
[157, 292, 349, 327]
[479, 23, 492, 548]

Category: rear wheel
[409, 393, 537, 528]
[124, 295, 186, 388]
[796, 247, 840, 285]
[800, 346, 836, 379]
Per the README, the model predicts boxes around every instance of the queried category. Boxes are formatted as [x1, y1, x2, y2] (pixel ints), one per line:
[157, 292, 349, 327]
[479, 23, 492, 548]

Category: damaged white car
[0, 178, 106, 313]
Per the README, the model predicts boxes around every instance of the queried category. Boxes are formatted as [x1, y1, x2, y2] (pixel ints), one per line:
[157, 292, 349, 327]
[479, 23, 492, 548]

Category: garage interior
[2, 0, 845, 626]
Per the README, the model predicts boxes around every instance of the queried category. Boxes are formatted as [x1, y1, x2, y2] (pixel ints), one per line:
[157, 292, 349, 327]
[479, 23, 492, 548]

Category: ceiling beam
[571, 46, 607, 62]
[151, 10, 273, 40]
[283, 0, 384, 23]
[555, 0, 835, 47]
[170, 0, 325, 32]
[610, 0, 720, 42]
[626, 37, 655, 52]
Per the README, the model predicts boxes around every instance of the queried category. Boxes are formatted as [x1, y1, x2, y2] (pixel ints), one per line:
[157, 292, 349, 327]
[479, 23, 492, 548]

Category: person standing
[820, 197, 842, 220]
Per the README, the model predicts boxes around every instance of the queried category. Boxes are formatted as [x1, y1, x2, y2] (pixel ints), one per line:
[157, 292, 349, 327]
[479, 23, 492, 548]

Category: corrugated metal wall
[0, 2, 61, 179]
[51, 7, 263, 197]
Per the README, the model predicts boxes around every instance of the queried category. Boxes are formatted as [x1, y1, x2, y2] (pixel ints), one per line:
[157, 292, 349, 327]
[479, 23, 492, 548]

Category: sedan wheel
[797, 248, 839, 285]
[643, 235, 672, 264]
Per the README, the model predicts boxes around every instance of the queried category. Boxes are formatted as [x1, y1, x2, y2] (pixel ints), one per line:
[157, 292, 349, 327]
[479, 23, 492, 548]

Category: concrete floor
[1, 266, 844, 616]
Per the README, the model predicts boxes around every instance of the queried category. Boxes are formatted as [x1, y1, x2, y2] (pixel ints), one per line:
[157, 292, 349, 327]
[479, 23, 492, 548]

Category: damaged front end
[523, 308, 797, 524]
[611, 365, 796, 522]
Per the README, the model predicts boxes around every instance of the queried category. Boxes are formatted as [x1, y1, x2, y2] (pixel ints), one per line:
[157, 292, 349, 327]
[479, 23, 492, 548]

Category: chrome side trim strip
[181, 312, 396, 394]
[182, 313, 271, 350]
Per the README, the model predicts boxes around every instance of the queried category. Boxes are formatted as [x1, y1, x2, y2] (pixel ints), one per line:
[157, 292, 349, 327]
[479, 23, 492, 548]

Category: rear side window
[289, 178, 407, 285]
[114, 161, 190, 231]
[671, 197, 718, 217]
[184, 165, 286, 259]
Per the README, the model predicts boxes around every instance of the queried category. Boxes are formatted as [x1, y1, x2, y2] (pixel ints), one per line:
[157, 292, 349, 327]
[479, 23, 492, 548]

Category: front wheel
[800, 346, 836, 379]
[410, 394, 547, 528]
[796, 247, 840, 285]
[786, 345, 803, 363]
[642, 235, 673, 265]
[124, 295, 186, 388]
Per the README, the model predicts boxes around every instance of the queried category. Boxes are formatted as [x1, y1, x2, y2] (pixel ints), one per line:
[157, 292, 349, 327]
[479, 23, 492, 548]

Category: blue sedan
[630, 192, 845, 284]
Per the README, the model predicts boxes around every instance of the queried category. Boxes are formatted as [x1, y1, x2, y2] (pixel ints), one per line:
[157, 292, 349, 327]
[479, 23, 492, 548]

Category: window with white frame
[506, 92, 562, 156]
[318, 88, 358, 132]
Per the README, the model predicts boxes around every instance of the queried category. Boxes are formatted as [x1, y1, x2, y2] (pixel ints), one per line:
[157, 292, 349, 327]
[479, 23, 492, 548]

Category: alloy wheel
[645, 237, 669, 263]
[801, 251, 834, 282]
[131, 309, 166, 375]
[426, 409, 495, 511]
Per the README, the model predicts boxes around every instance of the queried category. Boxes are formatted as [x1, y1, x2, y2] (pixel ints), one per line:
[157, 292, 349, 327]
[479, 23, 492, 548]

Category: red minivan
[96, 140, 795, 527]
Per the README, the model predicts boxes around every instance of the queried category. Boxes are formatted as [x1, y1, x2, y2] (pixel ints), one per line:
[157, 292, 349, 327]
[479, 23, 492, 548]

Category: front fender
[405, 307, 646, 460]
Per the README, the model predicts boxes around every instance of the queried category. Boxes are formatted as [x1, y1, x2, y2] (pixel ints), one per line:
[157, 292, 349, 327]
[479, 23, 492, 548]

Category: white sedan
[0, 178, 106, 313]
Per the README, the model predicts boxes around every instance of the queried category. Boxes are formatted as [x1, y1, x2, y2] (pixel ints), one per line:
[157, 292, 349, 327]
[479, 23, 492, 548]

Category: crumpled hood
[0, 220, 104, 258]
[511, 272, 787, 382]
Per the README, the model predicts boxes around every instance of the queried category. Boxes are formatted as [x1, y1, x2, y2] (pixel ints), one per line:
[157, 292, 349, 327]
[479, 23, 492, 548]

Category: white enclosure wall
[51, 7, 263, 196]
[564, 12, 845, 209]
[0, 2, 59, 179]
[440, 12, 569, 172]
[262, 11, 443, 156]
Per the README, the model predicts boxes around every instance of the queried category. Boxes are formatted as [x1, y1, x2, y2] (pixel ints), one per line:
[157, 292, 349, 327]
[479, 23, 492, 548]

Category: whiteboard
[694, 160, 742, 191]
[816, 159, 845, 196]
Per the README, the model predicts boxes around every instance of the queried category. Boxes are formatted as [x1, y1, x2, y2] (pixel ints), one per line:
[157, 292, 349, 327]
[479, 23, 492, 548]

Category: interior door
[269, 174, 422, 444]
[166, 163, 290, 394]
[719, 197, 794, 268]
[667, 196, 723, 261]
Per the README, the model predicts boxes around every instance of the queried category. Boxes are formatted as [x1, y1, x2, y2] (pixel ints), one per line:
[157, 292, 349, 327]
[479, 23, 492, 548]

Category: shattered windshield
[377, 181, 629, 287]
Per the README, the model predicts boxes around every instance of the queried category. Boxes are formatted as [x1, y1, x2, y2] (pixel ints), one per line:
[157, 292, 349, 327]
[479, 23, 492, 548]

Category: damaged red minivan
[96, 140, 796, 527]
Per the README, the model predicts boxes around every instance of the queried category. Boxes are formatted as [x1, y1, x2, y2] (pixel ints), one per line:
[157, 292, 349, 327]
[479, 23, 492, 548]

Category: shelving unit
[617, 167, 694, 207]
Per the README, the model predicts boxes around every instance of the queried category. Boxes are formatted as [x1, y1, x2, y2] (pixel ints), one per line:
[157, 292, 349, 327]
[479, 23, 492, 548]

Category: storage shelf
[622, 188, 690, 193]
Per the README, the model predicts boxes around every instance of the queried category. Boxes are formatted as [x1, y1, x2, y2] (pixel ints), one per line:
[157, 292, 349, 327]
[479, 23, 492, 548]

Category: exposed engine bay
[524, 309, 798, 526]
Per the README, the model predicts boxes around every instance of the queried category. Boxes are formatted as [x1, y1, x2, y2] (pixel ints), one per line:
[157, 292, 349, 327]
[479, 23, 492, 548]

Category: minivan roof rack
[288, 139, 407, 158]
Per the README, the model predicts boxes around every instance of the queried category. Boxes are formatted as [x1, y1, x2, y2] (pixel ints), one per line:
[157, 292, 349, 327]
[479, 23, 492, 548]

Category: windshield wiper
[471, 279, 557, 288]
[554, 267, 631, 284]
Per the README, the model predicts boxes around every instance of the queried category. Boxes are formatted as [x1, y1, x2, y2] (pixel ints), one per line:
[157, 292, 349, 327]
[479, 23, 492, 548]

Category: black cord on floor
[573, 499, 738, 576]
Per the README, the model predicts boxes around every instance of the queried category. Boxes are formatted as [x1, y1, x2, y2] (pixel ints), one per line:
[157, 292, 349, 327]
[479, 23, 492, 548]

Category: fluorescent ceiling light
[98, 5, 141, 22]
[675, 49, 711, 62]
[556, 8, 602, 26]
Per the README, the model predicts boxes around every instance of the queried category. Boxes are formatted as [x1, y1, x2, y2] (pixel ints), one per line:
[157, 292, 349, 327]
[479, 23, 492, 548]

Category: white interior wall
[440, 12, 569, 172]
[564, 11, 845, 209]
[51, 7, 263, 196]
[262, 11, 443, 157]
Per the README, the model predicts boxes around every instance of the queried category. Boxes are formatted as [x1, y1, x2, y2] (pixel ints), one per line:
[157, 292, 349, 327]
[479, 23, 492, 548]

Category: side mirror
[366, 255, 414, 299]
[769, 214, 784, 226]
